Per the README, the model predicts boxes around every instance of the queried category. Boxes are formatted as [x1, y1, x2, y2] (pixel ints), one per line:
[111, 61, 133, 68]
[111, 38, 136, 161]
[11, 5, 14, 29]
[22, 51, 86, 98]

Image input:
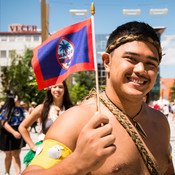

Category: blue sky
[0, 0, 175, 78]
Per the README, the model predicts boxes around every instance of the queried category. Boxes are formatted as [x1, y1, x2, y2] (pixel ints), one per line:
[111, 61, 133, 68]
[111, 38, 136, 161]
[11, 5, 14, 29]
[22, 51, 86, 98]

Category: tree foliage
[171, 81, 175, 101]
[69, 71, 96, 104]
[1, 49, 46, 104]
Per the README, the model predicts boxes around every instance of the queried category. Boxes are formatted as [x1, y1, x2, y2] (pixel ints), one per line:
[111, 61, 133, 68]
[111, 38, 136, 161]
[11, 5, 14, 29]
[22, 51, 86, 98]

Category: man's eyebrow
[147, 56, 159, 62]
[124, 51, 159, 62]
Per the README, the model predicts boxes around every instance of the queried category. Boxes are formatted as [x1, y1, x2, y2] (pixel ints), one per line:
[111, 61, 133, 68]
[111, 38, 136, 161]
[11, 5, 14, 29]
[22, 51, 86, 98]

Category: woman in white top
[19, 81, 73, 153]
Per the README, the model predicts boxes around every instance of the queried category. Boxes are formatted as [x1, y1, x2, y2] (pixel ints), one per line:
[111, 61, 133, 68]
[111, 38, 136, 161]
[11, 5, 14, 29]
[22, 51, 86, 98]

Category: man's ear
[102, 53, 111, 73]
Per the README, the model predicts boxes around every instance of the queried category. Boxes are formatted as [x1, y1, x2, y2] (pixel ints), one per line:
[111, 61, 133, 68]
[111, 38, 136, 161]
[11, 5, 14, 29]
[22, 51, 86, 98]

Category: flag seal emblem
[56, 37, 74, 70]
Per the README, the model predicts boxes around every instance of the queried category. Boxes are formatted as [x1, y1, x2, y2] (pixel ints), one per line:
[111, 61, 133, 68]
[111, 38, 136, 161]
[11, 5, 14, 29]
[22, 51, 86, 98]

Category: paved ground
[0, 116, 175, 175]
[0, 129, 39, 175]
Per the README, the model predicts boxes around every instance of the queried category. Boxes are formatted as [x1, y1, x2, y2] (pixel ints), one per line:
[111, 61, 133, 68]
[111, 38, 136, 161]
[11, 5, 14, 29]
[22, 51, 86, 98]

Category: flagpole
[91, 2, 100, 112]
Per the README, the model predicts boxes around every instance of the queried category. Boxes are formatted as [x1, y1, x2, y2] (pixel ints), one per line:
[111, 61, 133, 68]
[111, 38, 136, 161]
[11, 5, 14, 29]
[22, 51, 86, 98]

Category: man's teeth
[131, 79, 144, 84]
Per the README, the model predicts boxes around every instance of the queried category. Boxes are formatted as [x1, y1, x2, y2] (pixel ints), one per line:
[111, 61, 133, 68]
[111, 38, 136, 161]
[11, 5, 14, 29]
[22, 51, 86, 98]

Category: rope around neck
[99, 93, 159, 175]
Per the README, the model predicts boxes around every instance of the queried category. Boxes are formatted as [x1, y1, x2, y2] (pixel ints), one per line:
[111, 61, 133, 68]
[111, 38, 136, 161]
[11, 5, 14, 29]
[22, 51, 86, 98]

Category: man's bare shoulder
[146, 104, 170, 132]
[149, 105, 168, 120]
[45, 97, 97, 150]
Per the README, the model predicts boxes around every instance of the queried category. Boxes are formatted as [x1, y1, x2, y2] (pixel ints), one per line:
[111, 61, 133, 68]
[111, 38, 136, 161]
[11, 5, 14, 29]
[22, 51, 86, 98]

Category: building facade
[0, 24, 41, 90]
[96, 34, 108, 86]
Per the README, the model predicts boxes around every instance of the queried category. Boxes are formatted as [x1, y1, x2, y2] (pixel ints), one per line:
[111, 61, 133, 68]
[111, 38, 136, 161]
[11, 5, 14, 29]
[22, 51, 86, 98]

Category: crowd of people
[150, 99, 175, 119]
[0, 20, 174, 175]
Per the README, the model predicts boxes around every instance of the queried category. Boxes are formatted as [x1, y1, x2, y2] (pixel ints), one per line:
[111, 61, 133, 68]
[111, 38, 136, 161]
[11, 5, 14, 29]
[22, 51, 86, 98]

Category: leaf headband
[105, 34, 162, 62]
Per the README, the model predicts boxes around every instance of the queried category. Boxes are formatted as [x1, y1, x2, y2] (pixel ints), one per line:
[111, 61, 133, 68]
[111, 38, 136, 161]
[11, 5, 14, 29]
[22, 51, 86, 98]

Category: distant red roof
[160, 78, 175, 88]
[160, 77, 175, 100]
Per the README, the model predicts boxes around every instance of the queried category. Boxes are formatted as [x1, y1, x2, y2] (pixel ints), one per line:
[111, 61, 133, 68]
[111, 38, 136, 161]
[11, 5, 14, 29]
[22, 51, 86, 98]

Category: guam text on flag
[32, 18, 95, 90]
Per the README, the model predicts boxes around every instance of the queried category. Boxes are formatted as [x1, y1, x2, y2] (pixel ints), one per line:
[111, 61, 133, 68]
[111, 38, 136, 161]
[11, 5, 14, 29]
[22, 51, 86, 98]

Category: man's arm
[22, 111, 116, 175]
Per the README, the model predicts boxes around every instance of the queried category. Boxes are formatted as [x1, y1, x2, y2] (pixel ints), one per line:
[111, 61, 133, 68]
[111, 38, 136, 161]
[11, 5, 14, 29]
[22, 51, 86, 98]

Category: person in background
[0, 95, 26, 175]
[163, 104, 170, 118]
[0, 101, 5, 109]
[20, 101, 29, 118]
[28, 102, 37, 133]
[153, 103, 161, 111]
[19, 81, 73, 166]
[172, 100, 175, 121]
[28, 102, 37, 114]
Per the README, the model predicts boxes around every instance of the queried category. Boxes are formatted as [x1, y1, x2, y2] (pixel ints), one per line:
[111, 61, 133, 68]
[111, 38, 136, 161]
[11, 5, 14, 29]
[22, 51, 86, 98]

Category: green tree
[1, 49, 46, 104]
[70, 71, 96, 104]
[171, 81, 175, 101]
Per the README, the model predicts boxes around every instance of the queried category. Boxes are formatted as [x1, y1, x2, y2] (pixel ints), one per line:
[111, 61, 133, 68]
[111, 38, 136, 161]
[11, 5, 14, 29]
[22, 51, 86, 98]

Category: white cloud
[161, 35, 175, 65]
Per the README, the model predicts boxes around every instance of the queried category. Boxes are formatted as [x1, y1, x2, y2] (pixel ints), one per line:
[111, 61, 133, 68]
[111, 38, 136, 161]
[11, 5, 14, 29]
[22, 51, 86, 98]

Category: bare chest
[91, 125, 150, 175]
[91, 116, 169, 175]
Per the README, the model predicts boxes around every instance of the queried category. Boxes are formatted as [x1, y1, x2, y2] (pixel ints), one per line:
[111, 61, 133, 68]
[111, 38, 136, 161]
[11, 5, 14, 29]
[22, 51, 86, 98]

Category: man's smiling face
[107, 40, 159, 99]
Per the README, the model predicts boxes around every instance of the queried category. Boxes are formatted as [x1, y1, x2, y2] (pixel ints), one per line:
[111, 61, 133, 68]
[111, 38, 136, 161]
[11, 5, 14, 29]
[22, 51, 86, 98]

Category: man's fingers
[100, 134, 116, 148]
[87, 112, 109, 129]
[95, 123, 113, 138]
[103, 143, 116, 156]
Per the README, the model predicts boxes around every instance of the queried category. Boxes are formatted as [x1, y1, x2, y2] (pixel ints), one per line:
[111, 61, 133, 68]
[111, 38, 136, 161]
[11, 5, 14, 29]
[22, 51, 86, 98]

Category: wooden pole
[91, 2, 100, 112]
[41, 0, 49, 42]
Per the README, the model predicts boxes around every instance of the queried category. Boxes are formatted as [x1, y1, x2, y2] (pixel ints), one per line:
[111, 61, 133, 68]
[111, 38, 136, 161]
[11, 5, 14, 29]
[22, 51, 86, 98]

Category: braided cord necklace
[104, 91, 147, 138]
[99, 92, 159, 175]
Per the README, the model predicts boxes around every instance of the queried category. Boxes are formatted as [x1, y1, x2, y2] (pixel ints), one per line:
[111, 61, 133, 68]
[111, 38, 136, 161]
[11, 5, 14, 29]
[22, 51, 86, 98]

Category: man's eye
[125, 56, 136, 61]
[146, 63, 159, 70]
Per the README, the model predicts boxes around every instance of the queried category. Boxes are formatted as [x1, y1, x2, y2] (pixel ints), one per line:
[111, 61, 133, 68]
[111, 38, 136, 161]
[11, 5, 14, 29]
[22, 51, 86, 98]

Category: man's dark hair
[106, 21, 161, 61]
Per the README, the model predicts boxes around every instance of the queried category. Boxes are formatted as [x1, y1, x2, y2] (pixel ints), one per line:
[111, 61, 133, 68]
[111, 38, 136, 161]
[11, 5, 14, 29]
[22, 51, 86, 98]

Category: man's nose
[133, 62, 145, 74]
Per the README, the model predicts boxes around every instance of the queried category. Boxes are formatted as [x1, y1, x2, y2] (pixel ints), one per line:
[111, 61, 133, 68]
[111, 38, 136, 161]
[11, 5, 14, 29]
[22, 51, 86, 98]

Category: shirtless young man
[22, 21, 174, 175]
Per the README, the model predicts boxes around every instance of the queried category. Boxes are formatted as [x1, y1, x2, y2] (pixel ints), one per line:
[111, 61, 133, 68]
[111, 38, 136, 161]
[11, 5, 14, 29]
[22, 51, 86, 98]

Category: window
[0, 50, 7, 58]
[33, 35, 40, 41]
[9, 50, 14, 57]
[25, 36, 31, 41]
[17, 36, 24, 41]
[9, 36, 15, 41]
[97, 41, 106, 49]
[100, 41, 106, 49]
[102, 71, 106, 76]
[1, 36, 7, 41]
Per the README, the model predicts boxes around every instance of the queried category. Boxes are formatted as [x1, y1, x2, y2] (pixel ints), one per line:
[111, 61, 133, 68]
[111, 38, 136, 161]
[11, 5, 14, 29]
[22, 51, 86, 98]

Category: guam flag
[32, 18, 95, 90]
